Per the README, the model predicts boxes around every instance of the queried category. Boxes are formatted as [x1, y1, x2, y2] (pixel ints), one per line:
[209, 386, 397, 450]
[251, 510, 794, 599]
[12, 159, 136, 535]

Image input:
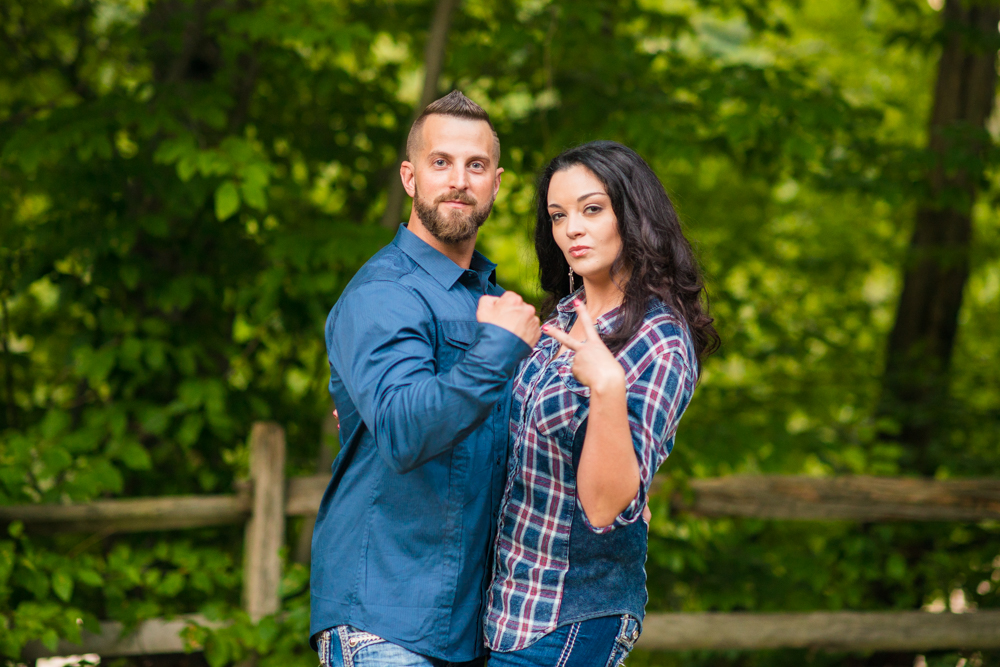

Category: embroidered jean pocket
[336, 625, 386, 664]
[604, 615, 640, 667]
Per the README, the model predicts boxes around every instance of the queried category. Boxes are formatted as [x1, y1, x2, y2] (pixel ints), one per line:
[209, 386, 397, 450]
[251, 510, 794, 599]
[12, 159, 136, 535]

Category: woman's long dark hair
[535, 140, 720, 363]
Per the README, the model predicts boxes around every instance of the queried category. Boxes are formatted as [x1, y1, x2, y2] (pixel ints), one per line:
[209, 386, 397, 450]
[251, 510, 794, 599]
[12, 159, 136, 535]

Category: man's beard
[413, 185, 495, 244]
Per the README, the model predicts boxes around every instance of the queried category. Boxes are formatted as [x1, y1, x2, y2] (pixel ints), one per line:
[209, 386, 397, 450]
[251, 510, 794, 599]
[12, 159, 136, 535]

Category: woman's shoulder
[617, 299, 696, 373]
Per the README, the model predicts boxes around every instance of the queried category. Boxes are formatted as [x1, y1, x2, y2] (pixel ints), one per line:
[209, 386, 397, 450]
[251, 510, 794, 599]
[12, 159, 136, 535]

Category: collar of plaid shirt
[484, 288, 696, 652]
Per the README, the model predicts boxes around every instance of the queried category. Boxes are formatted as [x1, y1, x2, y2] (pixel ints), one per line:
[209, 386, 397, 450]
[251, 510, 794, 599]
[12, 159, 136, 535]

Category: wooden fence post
[243, 422, 286, 622]
[293, 407, 338, 564]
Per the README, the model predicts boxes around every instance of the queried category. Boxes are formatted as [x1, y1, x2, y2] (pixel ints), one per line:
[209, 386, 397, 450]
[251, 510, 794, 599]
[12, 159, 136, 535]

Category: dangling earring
[568, 266, 575, 293]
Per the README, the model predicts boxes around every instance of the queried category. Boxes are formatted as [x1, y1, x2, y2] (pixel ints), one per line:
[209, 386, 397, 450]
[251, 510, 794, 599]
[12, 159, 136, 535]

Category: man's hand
[477, 291, 541, 348]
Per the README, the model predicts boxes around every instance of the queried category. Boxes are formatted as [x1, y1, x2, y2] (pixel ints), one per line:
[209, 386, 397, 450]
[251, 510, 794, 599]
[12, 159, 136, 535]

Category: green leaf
[158, 571, 185, 597]
[886, 553, 907, 580]
[215, 181, 241, 220]
[176, 414, 205, 447]
[118, 440, 152, 470]
[40, 447, 72, 474]
[77, 569, 104, 587]
[0, 540, 14, 582]
[139, 406, 170, 436]
[204, 634, 231, 667]
[177, 156, 197, 181]
[52, 569, 74, 602]
[240, 181, 267, 210]
[42, 629, 59, 651]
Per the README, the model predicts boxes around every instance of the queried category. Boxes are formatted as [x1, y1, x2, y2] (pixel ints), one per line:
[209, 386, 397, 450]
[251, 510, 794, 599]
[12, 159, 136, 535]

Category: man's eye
[434, 159, 446, 166]
[471, 162, 484, 170]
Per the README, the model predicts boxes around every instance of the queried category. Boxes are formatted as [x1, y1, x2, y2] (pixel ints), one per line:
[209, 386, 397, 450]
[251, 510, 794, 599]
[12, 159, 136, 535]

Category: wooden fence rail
[20, 609, 1000, 660]
[4, 423, 1000, 662]
[637, 610, 1000, 652]
[5, 474, 1000, 533]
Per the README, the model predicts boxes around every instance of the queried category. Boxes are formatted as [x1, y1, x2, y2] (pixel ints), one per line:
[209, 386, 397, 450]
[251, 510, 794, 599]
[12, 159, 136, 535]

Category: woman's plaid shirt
[484, 292, 697, 651]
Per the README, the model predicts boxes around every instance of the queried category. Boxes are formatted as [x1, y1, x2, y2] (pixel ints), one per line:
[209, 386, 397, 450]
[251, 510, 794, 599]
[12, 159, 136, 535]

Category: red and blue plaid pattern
[484, 291, 697, 651]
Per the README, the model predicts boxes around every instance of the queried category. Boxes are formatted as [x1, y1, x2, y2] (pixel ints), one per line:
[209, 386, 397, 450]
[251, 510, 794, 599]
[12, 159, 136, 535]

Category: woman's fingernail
[541, 325, 549, 331]
[574, 299, 582, 307]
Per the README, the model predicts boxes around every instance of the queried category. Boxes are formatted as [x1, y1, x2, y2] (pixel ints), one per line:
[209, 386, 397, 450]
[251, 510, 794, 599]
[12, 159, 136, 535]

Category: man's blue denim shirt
[310, 224, 530, 662]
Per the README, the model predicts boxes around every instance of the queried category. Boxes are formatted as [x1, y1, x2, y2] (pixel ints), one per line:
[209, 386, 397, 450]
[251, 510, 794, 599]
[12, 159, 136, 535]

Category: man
[311, 91, 540, 666]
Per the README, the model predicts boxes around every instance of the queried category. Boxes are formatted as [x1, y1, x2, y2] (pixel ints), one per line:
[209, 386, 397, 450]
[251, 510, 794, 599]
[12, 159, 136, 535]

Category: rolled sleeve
[582, 344, 695, 534]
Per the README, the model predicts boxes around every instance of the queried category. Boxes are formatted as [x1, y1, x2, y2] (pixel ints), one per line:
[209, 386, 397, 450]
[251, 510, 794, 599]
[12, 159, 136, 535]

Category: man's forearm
[368, 324, 528, 473]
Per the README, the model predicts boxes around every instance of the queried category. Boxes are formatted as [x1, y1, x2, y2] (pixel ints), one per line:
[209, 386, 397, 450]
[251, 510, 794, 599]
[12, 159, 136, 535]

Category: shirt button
[496, 456, 502, 465]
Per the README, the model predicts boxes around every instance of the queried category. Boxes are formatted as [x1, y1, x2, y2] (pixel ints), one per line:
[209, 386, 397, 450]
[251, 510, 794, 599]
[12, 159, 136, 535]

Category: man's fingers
[499, 290, 523, 304]
[542, 324, 580, 350]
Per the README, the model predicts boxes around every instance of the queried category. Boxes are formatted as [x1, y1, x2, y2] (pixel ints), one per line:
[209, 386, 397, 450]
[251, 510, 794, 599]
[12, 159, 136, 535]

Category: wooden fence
[4, 422, 1000, 661]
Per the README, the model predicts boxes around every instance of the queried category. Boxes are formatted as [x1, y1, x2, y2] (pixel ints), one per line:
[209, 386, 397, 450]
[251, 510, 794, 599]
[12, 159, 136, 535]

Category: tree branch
[379, 0, 462, 228]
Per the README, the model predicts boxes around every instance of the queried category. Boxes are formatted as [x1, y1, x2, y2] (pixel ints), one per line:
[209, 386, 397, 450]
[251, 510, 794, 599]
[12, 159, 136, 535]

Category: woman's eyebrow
[577, 191, 606, 202]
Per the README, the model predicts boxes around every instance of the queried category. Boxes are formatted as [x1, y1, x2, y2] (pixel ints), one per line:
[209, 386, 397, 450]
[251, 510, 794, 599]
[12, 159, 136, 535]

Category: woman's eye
[550, 213, 564, 223]
[584, 205, 602, 214]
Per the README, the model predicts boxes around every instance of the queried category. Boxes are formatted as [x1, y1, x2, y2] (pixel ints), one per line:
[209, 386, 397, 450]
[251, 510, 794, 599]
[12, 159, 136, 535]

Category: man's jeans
[317, 627, 486, 667]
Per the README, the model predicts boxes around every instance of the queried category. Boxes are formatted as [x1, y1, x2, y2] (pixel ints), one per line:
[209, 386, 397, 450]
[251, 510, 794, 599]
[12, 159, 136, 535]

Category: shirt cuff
[474, 322, 533, 375]
[577, 485, 647, 535]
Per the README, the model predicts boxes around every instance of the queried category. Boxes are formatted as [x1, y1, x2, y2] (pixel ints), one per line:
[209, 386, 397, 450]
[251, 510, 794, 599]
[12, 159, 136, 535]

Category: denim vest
[559, 420, 649, 628]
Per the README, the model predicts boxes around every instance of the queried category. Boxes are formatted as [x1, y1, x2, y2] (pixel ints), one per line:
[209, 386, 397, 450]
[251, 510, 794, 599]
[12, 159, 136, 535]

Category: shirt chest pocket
[532, 363, 590, 438]
[436, 320, 479, 373]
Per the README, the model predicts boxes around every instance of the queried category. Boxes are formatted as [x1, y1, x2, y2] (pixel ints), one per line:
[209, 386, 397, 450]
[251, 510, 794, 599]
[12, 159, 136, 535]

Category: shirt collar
[554, 287, 622, 335]
[393, 223, 498, 290]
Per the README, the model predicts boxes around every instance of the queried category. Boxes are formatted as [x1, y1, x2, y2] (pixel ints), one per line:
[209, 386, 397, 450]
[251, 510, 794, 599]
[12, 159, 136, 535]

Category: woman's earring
[568, 266, 575, 293]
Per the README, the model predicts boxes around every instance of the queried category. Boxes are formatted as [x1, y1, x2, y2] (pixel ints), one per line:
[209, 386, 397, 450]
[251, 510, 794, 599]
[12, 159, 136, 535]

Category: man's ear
[493, 167, 504, 198]
[401, 161, 416, 198]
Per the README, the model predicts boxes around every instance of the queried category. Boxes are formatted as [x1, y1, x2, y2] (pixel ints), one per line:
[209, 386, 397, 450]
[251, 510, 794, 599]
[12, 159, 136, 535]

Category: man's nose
[449, 166, 469, 190]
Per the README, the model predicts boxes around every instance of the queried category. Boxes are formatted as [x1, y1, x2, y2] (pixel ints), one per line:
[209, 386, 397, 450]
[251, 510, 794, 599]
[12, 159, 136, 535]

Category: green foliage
[1, 0, 998, 665]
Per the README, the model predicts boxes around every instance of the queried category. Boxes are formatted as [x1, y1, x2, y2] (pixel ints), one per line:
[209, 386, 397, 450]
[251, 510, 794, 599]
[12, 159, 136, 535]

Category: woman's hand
[542, 299, 625, 394]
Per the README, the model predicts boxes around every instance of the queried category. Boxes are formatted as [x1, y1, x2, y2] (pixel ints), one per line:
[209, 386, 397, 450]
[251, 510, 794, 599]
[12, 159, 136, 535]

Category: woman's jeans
[317, 626, 485, 667]
[487, 615, 640, 667]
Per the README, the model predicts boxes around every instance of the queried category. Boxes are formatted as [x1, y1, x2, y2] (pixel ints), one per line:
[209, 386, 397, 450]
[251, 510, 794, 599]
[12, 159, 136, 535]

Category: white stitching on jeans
[604, 616, 636, 667]
[336, 626, 388, 665]
[556, 623, 581, 667]
[318, 630, 330, 667]
[337, 626, 355, 667]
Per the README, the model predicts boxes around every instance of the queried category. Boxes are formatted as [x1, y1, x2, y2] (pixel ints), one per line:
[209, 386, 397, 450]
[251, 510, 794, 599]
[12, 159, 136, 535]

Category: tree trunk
[379, 0, 461, 228]
[878, 0, 999, 474]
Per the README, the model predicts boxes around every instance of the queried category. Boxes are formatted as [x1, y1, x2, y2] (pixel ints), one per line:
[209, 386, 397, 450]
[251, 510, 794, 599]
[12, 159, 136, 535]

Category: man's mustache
[434, 190, 477, 206]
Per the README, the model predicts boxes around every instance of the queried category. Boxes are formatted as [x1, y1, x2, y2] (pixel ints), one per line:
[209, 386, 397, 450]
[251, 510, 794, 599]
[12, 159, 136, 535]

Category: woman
[484, 141, 719, 666]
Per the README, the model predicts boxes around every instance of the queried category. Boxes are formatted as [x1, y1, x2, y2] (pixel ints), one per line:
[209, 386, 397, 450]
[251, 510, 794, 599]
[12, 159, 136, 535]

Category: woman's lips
[569, 246, 591, 258]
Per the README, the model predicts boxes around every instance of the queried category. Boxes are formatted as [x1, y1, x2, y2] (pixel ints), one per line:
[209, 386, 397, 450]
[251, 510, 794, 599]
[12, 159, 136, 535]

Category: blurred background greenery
[1, 0, 998, 666]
